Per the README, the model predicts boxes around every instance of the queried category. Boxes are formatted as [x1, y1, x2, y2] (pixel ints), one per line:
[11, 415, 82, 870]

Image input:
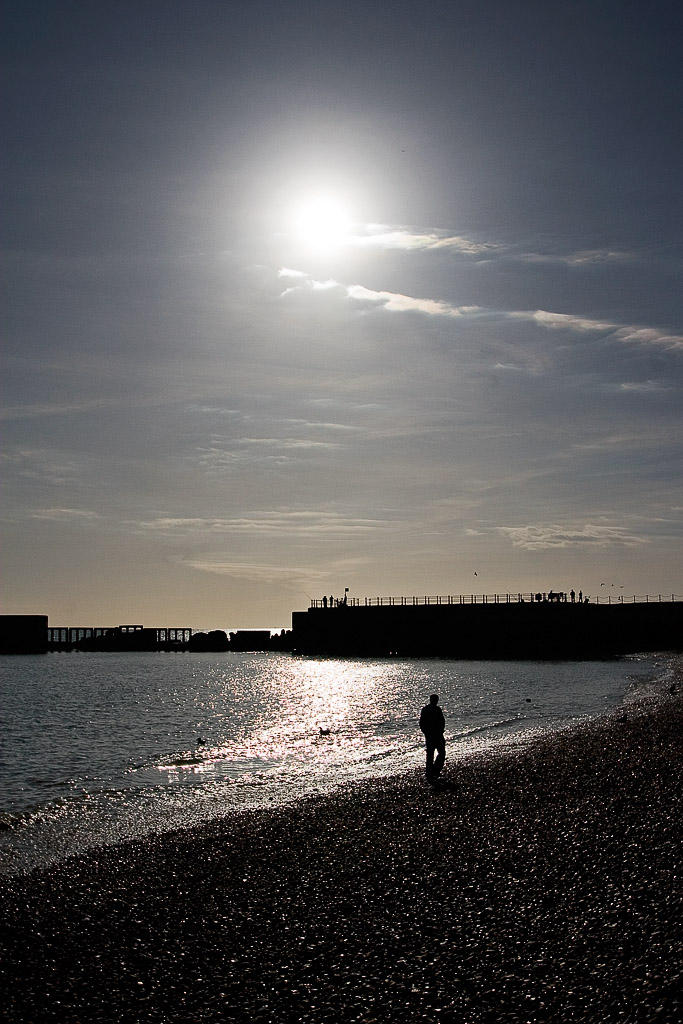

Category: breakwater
[291, 596, 682, 658]
[0, 618, 293, 654]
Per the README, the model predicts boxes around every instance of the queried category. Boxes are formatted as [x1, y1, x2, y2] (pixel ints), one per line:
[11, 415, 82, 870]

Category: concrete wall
[291, 602, 682, 658]
[0, 615, 48, 654]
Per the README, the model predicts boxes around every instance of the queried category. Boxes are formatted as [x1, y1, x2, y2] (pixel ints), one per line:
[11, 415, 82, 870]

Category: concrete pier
[291, 597, 683, 658]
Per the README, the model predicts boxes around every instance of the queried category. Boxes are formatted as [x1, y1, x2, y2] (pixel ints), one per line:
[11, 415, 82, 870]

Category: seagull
[473, 571, 478, 576]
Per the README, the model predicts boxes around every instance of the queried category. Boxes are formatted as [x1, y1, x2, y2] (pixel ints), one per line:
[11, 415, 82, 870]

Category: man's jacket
[420, 704, 445, 736]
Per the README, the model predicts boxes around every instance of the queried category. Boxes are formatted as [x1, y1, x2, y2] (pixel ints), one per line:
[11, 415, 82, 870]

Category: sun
[289, 193, 353, 250]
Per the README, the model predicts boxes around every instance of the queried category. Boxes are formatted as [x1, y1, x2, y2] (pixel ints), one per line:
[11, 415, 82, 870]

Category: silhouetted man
[420, 693, 446, 780]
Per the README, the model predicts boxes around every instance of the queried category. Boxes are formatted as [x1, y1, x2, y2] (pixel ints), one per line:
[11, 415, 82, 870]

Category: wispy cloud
[346, 284, 481, 318]
[181, 559, 330, 585]
[0, 398, 119, 421]
[279, 270, 683, 351]
[31, 507, 100, 522]
[135, 510, 394, 538]
[513, 311, 683, 350]
[348, 224, 632, 266]
[520, 249, 632, 266]
[0, 447, 86, 486]
[617, 380, 671, 393]
[351, 226, 501, 256]
[497, 522, 650, 550]
[195, 434, 345, 471]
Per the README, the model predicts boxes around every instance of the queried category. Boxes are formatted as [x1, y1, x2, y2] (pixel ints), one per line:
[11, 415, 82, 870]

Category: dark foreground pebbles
[1, 679, 681, 1023]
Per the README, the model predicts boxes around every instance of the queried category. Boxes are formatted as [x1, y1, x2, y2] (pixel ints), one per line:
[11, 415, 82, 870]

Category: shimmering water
[0, 651, 664, 874]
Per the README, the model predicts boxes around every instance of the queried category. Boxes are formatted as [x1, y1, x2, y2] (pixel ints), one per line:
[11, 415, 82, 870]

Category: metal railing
[310, 593, 681, 609]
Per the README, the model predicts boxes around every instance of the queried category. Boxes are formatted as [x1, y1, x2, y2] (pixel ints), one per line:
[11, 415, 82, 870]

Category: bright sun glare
[290, 194, 353, 249]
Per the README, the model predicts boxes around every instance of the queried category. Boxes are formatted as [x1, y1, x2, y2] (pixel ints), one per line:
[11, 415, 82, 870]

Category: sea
[0, 651, 670, 876]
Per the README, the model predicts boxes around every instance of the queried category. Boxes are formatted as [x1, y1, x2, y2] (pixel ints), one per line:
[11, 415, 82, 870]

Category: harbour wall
[0, 615, 48, 654]
[290, 600, 683, 658]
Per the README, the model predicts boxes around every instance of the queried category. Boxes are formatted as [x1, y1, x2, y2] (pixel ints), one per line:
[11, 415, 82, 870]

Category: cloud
[497, 523, 650, 550]
[135, 510, 393, 538]
[182, 559, 330, 585]
[195, 434, 345, 471]
[346, 283, 481, 319]
[617, 381, 671, 393]
[611, 325, 683, 349]
[511, 310, 683, 350]
[0, 447, 86, 486]
[568, 432, 658, 453]
[352, 226, 500, 256]
[277, 267, 308, 278]
[279, 273, 339, 297]
[509, 309, 616, 333]
[520, 249, 632, 266]
[31, 507, 100, 521]
[349, 225, 632, 266]
[0, 398, 120, 421]
[280, 269, 683, 350]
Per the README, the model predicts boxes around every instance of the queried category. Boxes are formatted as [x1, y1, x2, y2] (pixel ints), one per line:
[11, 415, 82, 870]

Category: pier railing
[310, 593, 682, 609]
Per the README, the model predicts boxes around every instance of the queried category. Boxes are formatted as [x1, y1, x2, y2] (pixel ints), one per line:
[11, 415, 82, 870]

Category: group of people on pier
[535, 590, 587, 604]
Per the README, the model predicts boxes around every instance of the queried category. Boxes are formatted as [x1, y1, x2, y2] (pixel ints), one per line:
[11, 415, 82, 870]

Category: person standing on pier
[419, 694, 446, 781]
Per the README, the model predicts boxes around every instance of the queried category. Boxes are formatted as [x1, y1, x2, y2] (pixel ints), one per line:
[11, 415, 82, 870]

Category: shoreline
[0, 652, 668, 877]
[1, 658, 681, 1022]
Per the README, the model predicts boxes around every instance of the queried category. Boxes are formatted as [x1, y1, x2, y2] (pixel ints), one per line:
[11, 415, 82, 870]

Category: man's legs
[425, 738, 436, 778]
[433, 735, 446, 777]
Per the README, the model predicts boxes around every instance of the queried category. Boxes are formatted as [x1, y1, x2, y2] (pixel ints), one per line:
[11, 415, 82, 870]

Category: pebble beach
[1, 662, 681, 1023]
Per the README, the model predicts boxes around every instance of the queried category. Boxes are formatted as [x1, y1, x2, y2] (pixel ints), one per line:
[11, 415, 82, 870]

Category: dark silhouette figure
[579, 590, 583, 603]
[419, 694, 446, 780]
[570, 589, 576, 603]
[322, 595, 327, 608]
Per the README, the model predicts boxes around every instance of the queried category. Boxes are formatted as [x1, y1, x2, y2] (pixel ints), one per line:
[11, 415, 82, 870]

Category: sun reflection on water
[160, 658, 407, 782]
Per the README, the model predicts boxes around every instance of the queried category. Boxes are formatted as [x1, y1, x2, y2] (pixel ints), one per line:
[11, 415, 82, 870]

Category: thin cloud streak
[134, 510, 395, 538]
[346, 284, 481, 318]
[0, 398, 121, 422]
[280, 271, 683, 351]
[497, 523, 650, 550]
[351, 227, 501, 256]
[30, 507, 100, 522]
[182, 559, 330, 585]
[348, 225, 633, 265]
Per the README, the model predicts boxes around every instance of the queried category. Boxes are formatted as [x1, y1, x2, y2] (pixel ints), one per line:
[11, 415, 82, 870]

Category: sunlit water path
[0, 651, 667, 874]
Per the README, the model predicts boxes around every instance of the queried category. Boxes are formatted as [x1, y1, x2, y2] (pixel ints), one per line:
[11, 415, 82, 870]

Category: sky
[2, 0, 682, 630]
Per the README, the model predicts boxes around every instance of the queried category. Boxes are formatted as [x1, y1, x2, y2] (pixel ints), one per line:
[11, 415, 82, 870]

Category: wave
[452, 715, 527, 739]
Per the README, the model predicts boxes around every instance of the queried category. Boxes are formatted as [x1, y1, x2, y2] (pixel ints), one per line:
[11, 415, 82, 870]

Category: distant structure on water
[46, 623, 193, 652]
[2, 592, 681, 658]
[0, 619, 292, 654]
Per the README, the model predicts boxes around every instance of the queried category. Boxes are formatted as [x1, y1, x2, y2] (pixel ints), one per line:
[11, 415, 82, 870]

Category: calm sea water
[0, 651, 666, 874]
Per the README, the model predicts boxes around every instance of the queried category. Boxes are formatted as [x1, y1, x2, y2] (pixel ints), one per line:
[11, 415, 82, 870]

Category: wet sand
[1, 665, 681, 1023]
